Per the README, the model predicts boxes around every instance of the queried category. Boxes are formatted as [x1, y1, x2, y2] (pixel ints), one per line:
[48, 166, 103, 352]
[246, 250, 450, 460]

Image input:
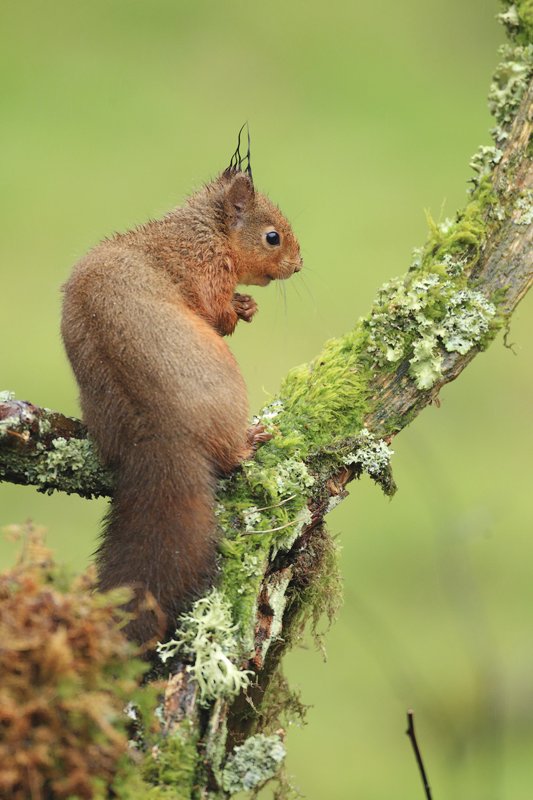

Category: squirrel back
[61, 150, 302, 645]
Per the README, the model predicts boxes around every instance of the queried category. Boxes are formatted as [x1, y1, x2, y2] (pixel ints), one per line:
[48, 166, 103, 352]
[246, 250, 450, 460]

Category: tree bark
[0, 16, 531, 799]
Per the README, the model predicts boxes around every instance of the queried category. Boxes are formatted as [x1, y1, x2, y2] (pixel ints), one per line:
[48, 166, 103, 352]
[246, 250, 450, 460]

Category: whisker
[298, 273, 316, 305]
[290, 280, 302, 301]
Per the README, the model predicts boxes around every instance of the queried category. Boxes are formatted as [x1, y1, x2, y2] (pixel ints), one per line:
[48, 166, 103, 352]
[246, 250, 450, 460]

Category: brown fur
[61, 169, 302, 645]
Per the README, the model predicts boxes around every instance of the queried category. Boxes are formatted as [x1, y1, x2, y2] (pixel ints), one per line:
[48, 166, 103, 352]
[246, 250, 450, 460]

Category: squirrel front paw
[232, 293, 258, 323]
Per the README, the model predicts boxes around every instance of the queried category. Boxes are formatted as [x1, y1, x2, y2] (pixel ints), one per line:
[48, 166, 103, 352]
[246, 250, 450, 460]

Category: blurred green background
[1, 1, 532, 798]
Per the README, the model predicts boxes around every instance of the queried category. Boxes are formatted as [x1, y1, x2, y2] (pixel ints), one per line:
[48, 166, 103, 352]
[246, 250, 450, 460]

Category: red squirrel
[61, 133, 302, 645]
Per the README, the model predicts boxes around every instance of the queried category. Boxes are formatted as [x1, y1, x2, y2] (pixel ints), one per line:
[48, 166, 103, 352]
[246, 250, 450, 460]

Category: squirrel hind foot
[246, 422, 273, 452]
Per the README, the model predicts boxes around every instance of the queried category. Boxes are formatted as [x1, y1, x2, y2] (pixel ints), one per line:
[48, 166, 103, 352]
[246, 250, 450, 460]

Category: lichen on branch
[0, 5, 532, 797]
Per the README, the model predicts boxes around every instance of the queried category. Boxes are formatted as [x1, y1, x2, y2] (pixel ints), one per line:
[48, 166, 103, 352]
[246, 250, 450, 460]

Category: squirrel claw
[232, 293, 258, 323]
[247, 423, 273, 452]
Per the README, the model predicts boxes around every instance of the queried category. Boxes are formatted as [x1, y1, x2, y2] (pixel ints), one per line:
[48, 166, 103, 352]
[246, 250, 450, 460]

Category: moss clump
[0, 524, 152, 800]
[279, 327, 372, 446]
[140, 721, 199, 800]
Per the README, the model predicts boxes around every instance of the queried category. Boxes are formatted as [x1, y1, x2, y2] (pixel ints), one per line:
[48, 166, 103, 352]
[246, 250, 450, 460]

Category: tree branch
[1, 14, 531, 798]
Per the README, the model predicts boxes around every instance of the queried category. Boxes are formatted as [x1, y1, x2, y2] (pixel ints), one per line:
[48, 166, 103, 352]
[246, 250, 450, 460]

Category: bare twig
[406, 710, 433, 800]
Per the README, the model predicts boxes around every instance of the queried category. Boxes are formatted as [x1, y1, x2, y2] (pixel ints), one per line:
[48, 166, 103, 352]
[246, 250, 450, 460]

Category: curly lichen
[157, 590, 253, 706]
[221, 734, 286, 794]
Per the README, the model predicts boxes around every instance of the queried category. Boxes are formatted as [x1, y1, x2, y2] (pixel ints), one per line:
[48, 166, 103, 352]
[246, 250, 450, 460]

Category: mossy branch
[1, 7, 532, 797]
[1, 84, 531, 498]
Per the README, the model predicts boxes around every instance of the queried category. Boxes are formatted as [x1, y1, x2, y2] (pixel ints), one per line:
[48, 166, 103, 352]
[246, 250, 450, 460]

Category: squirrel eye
[265, 230, 281, 246]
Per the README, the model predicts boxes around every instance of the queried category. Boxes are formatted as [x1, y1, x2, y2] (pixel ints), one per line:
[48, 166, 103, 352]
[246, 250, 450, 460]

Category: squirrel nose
[294, 257, 303, 273]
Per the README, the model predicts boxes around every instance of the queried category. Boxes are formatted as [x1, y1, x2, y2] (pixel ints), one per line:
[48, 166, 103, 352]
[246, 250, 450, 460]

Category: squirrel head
[219, 170, 303, 287]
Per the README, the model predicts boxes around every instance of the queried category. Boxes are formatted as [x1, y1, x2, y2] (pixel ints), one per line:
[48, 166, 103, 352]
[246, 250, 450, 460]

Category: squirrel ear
[224, 173, 254, 226]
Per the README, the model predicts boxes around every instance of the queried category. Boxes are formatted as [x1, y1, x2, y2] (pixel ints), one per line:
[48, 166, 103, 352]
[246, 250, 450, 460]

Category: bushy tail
[96, 443, 217, 646]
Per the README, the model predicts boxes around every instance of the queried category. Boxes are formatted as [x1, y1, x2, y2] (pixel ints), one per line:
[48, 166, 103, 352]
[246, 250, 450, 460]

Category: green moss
[140, 721, 199, 800]
[290, 525, 344, 656]
[279, 327, 372, 446]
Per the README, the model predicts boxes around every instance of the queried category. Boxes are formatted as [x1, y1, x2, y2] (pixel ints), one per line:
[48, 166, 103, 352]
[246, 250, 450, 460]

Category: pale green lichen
[342, 428, 394, 478]
[38, 416, 52, 435]
[221, 734, 286, 794]
[0, 427, 112, 498]
[364, 271, 497, 391]
[41, 436, 90, 481]
[326, 494, 344, 513]
[499, 3, 521, 32]
[0, 390, 15, 403]
[35, 436, 112, 497]
[254, 398, 285, 426]
[469, 145, 504, 188]
[242, 454, 314, 506]
[488, 42, 533, 141]
[409, 335, 443, 390]
[0, 396, 112, 497]
[157, 589, 253, 706]
[514, 190, 533, 224]
[440, 289, 497, 354]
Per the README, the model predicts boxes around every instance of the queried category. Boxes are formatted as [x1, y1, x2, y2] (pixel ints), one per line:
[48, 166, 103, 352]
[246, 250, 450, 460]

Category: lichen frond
[157, 590, 253, 706]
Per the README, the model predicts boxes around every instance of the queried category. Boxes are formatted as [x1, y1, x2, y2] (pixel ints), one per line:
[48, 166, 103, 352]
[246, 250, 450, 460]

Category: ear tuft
[224, 173, 254, 224]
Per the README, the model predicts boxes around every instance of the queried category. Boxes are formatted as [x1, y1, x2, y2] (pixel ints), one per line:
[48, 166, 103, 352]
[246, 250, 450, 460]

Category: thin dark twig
[406, 710, 433, 800]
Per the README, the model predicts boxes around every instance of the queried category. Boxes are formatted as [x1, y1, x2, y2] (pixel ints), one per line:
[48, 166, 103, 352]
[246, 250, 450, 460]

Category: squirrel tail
[96, 442, 217, 646]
